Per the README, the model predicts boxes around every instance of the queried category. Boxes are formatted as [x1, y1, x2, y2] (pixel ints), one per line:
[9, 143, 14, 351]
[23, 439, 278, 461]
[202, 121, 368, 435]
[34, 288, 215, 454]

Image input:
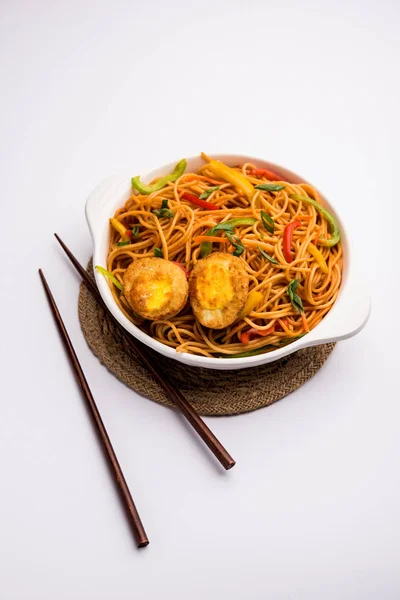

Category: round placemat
[78, 260, 336, 416]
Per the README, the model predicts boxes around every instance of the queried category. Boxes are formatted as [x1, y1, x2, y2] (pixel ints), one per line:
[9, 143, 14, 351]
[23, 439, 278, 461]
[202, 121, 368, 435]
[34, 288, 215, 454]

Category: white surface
[0, 1, 399, 598]
[87, 155, 370, 369]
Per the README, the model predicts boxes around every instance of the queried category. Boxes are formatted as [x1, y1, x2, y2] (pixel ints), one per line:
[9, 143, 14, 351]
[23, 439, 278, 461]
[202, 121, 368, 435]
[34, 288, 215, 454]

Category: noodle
[104, 161, 343, 357]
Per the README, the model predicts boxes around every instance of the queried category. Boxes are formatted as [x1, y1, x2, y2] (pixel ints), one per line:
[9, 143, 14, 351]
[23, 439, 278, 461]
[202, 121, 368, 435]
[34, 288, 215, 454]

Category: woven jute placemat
[78, 260, 336, 416]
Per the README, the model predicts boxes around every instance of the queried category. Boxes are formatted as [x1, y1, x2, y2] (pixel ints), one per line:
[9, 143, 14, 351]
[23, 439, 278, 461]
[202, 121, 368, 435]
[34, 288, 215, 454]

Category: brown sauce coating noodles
[105, 162, 343, 357]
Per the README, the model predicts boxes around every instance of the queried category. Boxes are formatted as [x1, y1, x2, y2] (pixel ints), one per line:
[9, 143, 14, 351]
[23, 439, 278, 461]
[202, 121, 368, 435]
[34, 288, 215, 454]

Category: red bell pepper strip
[250, 168, 283, 182]
[240, 324, 275, 344]
[283, 219, 301, 263]
[180, 190, 219, 211]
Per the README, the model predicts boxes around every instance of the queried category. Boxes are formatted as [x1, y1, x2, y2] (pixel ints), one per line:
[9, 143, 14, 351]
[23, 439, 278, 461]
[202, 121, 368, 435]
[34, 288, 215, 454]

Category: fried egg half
[189, 252, 249, 329]
[123, 257, 189, 320]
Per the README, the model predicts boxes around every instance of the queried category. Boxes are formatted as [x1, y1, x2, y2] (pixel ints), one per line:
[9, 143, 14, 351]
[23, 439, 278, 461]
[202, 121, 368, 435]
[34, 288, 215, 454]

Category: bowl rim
[86, 153, 369, 370]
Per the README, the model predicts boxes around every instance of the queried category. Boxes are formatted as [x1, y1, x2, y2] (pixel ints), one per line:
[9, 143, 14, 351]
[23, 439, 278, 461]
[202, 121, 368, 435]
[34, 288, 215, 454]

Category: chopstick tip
[54, 233, 66, 251]
[38, 268, 47, 287]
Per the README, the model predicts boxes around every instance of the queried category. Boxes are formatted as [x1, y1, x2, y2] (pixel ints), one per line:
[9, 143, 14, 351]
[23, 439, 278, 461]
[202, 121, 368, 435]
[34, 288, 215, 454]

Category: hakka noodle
[96, 153, 342, 358]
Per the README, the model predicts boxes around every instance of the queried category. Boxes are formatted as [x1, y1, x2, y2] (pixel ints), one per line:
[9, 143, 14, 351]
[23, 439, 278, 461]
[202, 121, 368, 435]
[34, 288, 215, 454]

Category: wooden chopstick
[38, 269, 149, 548]
[54, 234, 236, 471]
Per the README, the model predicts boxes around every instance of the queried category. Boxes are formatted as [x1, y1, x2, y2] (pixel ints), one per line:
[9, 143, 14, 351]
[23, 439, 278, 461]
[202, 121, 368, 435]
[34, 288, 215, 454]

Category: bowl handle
[300, 273, 371, 347]
[85, 175, 121, 240]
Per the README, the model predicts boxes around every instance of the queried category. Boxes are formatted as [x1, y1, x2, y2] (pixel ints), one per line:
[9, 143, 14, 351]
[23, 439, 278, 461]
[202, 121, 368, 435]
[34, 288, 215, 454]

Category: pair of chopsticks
[39, 235, 236, 548]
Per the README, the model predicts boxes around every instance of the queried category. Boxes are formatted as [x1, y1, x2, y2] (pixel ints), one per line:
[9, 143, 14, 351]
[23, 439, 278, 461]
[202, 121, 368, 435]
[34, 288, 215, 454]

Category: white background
[1, 1, 399, 598]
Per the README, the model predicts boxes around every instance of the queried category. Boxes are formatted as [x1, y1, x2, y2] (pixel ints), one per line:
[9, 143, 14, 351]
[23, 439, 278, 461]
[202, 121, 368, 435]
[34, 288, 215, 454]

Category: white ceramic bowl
[86, 154, 370, 370]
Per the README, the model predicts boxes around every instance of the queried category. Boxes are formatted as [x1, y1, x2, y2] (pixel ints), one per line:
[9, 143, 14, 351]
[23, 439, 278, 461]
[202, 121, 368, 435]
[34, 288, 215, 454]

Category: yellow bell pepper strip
[289, 193, 341, 247]
[95, 266, 123, 291]
[132, 158, 187, 195]
[308, 242, 329, 273]
[237, 290, 263, 320]
[201, 154, 254, 199]
[200, 217, 257, 257]
[110, 217, 132, 240]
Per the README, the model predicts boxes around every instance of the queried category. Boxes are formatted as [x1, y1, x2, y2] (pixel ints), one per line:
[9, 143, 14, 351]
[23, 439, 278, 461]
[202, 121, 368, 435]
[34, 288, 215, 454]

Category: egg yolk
[137, 272, 173, 311]
[195, 263, 234, 310]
